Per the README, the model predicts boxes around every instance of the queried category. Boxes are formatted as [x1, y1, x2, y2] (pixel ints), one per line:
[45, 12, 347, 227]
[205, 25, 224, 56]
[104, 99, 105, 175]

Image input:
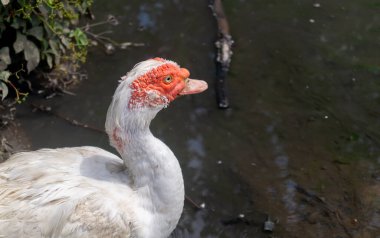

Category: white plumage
[0, 58, 208, 238]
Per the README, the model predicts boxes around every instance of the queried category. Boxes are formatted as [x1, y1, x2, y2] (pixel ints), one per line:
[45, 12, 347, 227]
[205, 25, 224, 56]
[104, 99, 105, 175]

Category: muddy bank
[0, 121, 30, 162]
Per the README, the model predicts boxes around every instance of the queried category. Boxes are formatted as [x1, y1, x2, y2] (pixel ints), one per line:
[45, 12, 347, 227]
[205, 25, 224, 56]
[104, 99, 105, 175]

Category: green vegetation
[0, 0, 93, 102]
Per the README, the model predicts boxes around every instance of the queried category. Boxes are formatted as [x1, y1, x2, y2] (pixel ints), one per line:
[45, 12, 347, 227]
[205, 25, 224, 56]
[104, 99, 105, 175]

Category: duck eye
[163, 75, 173, 84]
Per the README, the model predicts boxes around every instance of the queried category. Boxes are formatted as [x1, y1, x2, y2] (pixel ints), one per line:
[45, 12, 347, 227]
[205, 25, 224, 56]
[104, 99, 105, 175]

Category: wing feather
[0, 146, 134, 238]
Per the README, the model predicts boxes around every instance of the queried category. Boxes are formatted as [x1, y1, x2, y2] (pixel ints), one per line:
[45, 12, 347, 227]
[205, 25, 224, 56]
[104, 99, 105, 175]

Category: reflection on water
[16, 0, 380, 237]
[186, 135, 205, 182]
[137, 4, 157, 31]
[187, 135, 206, 158]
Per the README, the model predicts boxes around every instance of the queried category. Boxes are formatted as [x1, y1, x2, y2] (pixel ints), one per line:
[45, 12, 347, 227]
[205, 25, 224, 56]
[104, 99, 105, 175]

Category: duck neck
[116, 111, 185, 237]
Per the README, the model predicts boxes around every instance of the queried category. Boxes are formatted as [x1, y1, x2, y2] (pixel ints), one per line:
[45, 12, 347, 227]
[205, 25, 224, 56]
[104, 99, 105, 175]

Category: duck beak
[179, 78, 208, 95]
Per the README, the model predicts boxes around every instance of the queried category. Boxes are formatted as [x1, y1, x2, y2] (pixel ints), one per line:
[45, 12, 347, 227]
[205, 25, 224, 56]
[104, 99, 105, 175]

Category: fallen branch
[210, 0, 234, 109]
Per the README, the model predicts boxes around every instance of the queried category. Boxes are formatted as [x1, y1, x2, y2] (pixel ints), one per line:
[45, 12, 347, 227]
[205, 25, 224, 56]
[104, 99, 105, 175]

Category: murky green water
[17, 0, 380, 237]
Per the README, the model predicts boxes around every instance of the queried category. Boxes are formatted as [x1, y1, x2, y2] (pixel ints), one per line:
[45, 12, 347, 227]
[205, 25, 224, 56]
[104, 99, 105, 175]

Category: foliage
[0, 0, 93, 102]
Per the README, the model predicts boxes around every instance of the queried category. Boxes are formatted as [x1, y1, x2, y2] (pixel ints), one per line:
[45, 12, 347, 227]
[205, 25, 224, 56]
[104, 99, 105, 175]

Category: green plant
[0, 0, 93, 102]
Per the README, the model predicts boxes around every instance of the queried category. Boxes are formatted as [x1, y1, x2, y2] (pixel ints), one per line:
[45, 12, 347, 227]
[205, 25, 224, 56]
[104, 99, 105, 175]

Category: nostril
[180, 68, 190, 78]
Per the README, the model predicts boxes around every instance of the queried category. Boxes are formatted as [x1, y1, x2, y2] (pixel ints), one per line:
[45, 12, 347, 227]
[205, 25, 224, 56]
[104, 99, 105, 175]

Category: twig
[85, 30, 144, 49]
[185, 195, 202, 209]
[94, 30, 114, 37]
[81, 20, 111, 30]
[6, 80, 28, 103]
[29, 102, 104, 134]
[85, 30, 118, 45]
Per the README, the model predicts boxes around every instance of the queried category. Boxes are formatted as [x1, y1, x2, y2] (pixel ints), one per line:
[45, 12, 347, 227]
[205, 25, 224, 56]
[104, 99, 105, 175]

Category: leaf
[13, 32, 27, 54]
[0, 71, 10, 100]
[24, 40, 40, 73]
[53, 53, 60, 66]
[38, 4, 48, 18]
[0, 71, 11, 82]
[1, 0, 10, 6]
[46, 0, 54, 6]
[48, 39, 60, 56]
[60, 36, 70, 49]
[30, 15, 41, 28]
[72, 28, 88, 48]
[0, 61, 7, 71]
[27, 26, 44, 41]
[48, 40, 61, 65]
[46, 54, 53, 69]
[62, 27, 70, 34]
[0, 47, 11, 65]
[0, 82, 8, 100]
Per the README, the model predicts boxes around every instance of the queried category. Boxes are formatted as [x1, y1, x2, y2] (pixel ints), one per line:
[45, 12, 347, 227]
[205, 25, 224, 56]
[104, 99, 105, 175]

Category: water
[16, 0, 380, 237]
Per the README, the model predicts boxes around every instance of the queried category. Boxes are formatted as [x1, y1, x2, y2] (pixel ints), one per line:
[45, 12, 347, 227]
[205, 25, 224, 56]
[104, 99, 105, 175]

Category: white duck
[0, 58, 208, 238]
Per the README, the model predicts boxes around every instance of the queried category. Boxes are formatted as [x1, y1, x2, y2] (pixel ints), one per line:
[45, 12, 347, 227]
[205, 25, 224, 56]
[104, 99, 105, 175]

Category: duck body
[0, 58, 207, 238]
[0, 144, 183, 238]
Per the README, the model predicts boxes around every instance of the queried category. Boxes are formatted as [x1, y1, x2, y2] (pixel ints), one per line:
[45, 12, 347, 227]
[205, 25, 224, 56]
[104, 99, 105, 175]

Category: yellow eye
[163, 75, 173, 84]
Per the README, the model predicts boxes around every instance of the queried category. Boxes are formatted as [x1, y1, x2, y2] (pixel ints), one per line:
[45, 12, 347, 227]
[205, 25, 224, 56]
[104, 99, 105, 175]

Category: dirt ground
[0, 107, 30, 162]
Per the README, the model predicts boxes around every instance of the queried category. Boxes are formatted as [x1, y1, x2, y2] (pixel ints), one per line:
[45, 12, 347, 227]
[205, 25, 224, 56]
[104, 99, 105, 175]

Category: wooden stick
[210, 0, 234, 109]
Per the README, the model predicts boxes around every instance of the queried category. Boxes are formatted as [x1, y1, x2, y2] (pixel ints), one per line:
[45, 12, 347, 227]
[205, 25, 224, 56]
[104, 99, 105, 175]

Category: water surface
[17, 1, 380, 237]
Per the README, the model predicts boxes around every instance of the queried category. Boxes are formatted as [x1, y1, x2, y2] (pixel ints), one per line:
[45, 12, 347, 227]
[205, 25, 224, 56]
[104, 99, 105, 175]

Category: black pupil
[166, 76, 171, 82]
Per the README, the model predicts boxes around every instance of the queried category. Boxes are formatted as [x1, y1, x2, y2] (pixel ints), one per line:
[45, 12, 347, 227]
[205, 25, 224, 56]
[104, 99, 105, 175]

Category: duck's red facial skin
[129, 63, 190, 109]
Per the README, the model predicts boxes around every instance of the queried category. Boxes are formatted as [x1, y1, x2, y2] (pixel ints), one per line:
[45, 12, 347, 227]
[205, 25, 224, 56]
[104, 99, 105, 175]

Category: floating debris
[309, 19, 315, 23]
[313, 3, 321, 8]
[107, 14, 119, 26]
[105, 43, 115, 55]
[263, 216, 275, 232]
[200, 202, 206, 209]
[217, 160, 222, 165]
